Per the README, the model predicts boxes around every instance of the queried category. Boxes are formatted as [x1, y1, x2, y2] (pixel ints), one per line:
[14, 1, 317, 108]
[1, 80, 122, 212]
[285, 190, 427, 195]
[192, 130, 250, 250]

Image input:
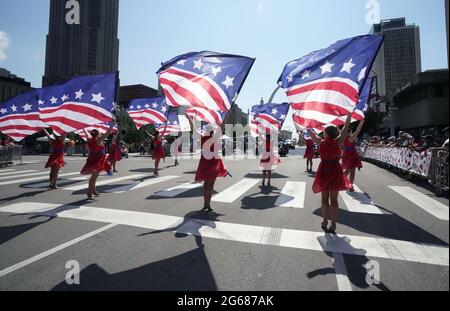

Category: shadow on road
[241, 186, 282, 210]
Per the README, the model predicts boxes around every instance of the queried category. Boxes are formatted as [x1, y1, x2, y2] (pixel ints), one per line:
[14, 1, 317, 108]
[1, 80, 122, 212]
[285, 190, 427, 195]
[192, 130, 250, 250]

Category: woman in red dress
[342, 119, 365, 191]
[259, 133, 281, 187]
[107, 133, 121, 173]
[81, 122, 116, 200]
[43, 129, 66, 189]
[308, 113, 352, 233]
[298, 131, 316, 172]
[195, 129, 228, 212]
[146, 130, 165, 176]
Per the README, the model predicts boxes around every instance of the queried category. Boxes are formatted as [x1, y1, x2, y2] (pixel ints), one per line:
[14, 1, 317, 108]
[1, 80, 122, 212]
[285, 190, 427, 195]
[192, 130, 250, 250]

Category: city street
[0, 150, 448, 291]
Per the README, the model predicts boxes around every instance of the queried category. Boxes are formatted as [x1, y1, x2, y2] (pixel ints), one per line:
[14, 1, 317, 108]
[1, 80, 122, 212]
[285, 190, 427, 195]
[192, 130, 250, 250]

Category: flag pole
[268, 86, 281, 103]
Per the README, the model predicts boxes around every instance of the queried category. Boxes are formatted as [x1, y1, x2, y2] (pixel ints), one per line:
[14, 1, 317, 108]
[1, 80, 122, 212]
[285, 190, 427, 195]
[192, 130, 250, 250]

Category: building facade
[392, 69, 449, 130]
[0, 68, 33, 103]
[42, 0, 119, 86]
[371, 18, 422, 99]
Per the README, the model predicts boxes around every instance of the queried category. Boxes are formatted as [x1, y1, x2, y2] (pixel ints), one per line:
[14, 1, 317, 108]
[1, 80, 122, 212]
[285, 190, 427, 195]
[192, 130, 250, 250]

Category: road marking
[63, 174, 148, 191]
[389, 186, 449, 220]
[0, 224, 116, 278]
[153, 182, 203, 198]
[340, 185, 383, 214]
[0, 171, 48, 181]
[0, 202, 448, 266]
[25, 176, 90, 189]
[0, 172, 79, 186]
[0, 169, 16, 173]
[104, 175, 179, 194]
[0, 169, 22, 176]
[212, 178, 260, 203]
[332, 252, 352, 291]
[275, 181, 306, 208]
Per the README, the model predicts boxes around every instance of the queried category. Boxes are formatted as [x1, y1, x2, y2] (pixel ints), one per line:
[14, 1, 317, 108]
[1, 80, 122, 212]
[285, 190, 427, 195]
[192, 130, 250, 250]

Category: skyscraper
[42, 0, 119, 86]
[370, 18, 422, 98]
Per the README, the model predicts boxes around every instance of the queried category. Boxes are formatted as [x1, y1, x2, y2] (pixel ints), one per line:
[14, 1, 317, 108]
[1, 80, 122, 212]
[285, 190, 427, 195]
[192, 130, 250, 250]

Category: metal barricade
[433, 149, 449, 196]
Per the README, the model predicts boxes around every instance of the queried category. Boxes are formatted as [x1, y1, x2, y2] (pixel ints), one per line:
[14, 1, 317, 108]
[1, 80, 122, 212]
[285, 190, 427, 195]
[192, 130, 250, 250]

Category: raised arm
[43, 129, 53, 141]
[145, 130, 155, 140]
[307, 129, 322, 145]
[350, 119, 365, 141]
[338, 113, 353, 144]
[97, 121, 116, 143]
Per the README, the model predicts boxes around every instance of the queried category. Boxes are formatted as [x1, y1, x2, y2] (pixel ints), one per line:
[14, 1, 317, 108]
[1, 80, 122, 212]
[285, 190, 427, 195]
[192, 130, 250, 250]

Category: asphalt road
[0, 148, 448, 291]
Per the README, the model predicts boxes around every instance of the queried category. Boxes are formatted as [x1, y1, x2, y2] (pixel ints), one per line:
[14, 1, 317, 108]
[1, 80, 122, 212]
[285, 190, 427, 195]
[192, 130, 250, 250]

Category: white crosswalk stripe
[0, 169, 22, 176]
[340, 185, 383, 214]
[0, 202, 447, 267]
[0, 172, 79, 186]
[0, 169, 16, 173]
[25, 176, 90, 189]
[0, 171, 49, 181]
[63, 174, 149, 191]
[154, 182, 203, 198]
[275, 181, 306, 209]
[389, 186, 449, 220]
[104, 175, 179, 194]
[212, 178, 260, 203]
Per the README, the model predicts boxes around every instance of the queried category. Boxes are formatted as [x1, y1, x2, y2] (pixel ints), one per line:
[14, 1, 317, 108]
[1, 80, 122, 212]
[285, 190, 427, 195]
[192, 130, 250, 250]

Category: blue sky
[0, 0, 448, 132]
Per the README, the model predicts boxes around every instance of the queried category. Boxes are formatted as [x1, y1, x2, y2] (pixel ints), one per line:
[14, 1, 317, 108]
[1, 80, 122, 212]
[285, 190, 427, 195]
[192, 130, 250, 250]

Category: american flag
[249, 102, 290, 138]
[157, 51, 254, 125]
[74, 122, 118, 142]
[278, 35, 383, 132]
[0, 90, 48, 142]
[186, 107, 227, 136]
[127, 97, 168, 129]
[156, 109, 181, 136]
[38, 73, 117, 135]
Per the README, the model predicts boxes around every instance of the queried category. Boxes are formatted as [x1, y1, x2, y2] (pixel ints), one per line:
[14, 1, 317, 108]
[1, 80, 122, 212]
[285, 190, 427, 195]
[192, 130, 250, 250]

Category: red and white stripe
[128, 109, 167, 130]
[157, 125, 181, 136]
[185, 107, 224, 126]
[287, 77, 360, 131]
[159, 67, 231, 112]
[250, 114, 281, 138]
[0, 112, 48, 142]
[74, 124, 118, 141]
[39, 101, 113, 135]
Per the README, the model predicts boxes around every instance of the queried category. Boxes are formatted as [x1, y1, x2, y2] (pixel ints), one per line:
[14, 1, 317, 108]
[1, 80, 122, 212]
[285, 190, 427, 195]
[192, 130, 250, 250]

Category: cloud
[0, 31, 10, 62]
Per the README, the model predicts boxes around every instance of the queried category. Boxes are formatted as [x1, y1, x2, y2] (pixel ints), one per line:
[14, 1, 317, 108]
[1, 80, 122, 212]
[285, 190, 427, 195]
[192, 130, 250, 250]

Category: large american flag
[156, 109, 181, 136]
[38, 73, 117, 135]
[249, 102, 290, 138]
[74, 122, 118, 142]
[0, 90, 48, 142]
[127, 97, 168, 129]
[157, 51, 254, 126]
[278, 35, 383, 132]
[186, 107, 227, 136]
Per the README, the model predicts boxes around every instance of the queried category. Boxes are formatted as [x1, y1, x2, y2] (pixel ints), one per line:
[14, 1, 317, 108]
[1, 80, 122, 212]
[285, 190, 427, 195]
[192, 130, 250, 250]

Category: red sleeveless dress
[195, 136, 228, 182]
[312, 137, 351, 193]
[80, 139, 111, 175]
[342, 137, 362, 170]
[304, 139, 315, 159]
[107, 142, 121, 163]
[152, 138, 165, 160]
[45, 139, 65, 168]
[260, 139, 281, 170]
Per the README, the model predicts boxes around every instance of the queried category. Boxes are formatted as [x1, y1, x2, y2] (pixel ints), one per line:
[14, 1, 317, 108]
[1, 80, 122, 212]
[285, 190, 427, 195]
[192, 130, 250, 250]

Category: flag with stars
[156, 109, 181, 136]
[157, 51, 255, 125]
[38, 73, 117, 134]
[278, 35, 383, 132]
[0, 90, 48, 142]
[74, 122, 118, 142]
[127, 97, 169, 129]
[185, 107, 227, 136]
[249, 102, 290, 138]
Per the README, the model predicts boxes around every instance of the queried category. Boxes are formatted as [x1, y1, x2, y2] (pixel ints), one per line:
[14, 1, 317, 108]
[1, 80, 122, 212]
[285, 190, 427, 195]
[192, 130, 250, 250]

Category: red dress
[312, 137, 351, 193]
[260, 139, 281, 170]
[304, 139, 315, 159]
[80, 139, 112, 175]
[195, 136, 228, 182]
[152, 138, 165, 160]
[342, 137, 362, 170]
[45, 139, 65, 168]
[107, 142, 121, 163]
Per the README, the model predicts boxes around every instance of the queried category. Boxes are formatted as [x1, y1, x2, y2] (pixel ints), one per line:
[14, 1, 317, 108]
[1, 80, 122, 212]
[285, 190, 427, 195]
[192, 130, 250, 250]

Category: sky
[0, 0, 448, 133]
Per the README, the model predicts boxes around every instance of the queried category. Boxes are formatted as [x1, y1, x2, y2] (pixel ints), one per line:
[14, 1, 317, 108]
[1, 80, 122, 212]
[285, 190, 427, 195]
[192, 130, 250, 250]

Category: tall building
[118, 84, 159, 107]
[446, 0, 449, 64]
[370, 18, 422, 98]
[0, 68, 33, 103]
[42, 0, 119, 86]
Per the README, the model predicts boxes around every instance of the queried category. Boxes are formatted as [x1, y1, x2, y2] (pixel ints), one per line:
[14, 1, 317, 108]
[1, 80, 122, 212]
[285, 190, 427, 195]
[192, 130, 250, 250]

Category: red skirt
[107, 149, 121, 163]
[80, 154, 112, 175]
[342, 151, 362, 170]
[312, 160, 352, 193]
[45, 153, 65, 168]
[152, 146, 165, 160]
[195, 158, 228, 182]
[260, 153, 281, 170]
[304, 147, 315, 159]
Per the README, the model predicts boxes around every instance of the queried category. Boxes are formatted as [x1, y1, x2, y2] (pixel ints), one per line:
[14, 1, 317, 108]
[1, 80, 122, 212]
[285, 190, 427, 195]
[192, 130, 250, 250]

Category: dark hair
[155, 131, 160, 136]
[325, 126, 339, 140]
[90, 129, 99, 138]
